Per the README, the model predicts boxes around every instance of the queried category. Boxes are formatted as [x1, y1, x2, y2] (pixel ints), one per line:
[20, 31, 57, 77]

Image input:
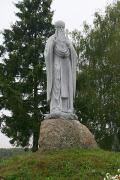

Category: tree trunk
[32, 123, 40, 152]
[32, 30, 42, 152]
[32, 67, 40, 152]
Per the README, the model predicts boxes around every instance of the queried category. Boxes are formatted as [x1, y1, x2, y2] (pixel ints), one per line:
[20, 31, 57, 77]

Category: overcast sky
[0, 0, 114, 148]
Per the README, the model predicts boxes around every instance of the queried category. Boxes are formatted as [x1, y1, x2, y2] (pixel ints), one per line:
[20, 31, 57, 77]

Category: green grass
[0, 148, 120, 180]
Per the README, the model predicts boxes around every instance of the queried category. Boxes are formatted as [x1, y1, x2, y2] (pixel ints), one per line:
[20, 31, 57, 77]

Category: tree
[0, 0, 54, 151]
[72, 1, 120, 151]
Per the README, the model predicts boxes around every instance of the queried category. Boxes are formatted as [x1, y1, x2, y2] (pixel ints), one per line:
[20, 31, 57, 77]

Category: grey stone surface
[38, 119, 97, 150]
[44, 20, 77, 115]
[44, 111, 78, 120]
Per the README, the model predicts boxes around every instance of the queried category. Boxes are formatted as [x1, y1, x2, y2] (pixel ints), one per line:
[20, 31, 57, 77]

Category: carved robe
[44, 34, 77, 114]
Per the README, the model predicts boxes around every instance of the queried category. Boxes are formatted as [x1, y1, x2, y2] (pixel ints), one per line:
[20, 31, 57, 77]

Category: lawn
[0, 148, 120, 180]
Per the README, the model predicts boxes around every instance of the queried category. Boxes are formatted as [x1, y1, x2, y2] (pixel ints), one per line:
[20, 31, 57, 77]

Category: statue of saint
[44, 20, 77, 119]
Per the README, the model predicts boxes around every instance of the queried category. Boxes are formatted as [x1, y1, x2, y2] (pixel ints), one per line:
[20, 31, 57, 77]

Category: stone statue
[44, 20, 77, 119]
[39, 23, 97, 150]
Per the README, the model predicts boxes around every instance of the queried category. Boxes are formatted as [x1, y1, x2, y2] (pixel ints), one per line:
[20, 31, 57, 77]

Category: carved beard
[56, 29, 66, 41]
[54, 28, 70, 58]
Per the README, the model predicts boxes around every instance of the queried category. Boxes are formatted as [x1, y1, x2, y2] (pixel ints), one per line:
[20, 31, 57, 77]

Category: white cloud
[0, 132, 13, 148]
[52, 0, 114, 30]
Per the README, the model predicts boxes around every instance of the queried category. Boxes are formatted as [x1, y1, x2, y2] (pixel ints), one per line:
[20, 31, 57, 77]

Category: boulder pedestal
[38, 119, 97, 151]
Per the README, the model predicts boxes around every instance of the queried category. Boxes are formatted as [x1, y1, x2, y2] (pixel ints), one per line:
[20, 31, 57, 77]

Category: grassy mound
[0, 148, 120, 180]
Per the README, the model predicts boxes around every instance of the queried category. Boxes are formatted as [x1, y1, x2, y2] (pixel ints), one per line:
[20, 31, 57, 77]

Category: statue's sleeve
[69, 41, 78, 98]
[44, 36, 54, 102]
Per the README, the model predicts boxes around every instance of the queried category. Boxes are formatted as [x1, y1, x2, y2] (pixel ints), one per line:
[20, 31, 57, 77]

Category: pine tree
[0, 0, 54, 151]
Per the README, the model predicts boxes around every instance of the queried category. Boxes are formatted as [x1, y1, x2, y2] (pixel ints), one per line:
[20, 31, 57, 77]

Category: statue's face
[55, 25, 66, 41]
[56, 26, 65, 32]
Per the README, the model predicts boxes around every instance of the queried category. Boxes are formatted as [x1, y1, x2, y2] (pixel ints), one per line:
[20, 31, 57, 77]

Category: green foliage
[72, 1, 120, 151]
[0, 0, 54, 151]
[0, 148, 119, 179]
